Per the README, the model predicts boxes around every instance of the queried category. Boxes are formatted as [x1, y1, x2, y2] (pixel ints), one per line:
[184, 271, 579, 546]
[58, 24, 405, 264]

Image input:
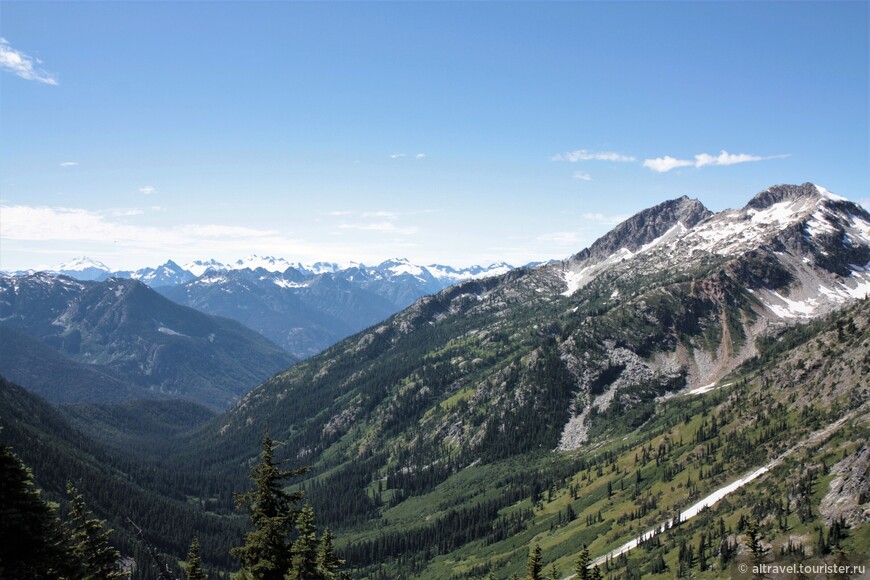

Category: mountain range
[8, 255, 517, 291]
[4, 257, 517, 358]
[0, 274, 294, 409]
[1, 183, 868, 578]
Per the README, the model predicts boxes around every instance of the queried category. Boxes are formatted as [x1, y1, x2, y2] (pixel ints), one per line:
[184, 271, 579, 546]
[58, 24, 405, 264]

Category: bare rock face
[820, 444, 870, 527]
[570, 196, 712, 265]
[746, 182, 822, 210]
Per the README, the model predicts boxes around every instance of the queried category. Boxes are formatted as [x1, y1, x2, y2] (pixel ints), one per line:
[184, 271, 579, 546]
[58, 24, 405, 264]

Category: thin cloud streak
[0, 38, 58, 85]
[644, 150, 790, 173]
[643, 156, 694, 173]
[537, 231, 582, 245]
[1, 205, 275, 244]
[553, 149, 636, 163]
[338, 221, 418, 235]
[582, 212, 630, 225]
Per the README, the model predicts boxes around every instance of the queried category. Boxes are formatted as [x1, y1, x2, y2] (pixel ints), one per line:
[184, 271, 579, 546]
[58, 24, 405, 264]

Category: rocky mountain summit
[569, 195, 712, 264]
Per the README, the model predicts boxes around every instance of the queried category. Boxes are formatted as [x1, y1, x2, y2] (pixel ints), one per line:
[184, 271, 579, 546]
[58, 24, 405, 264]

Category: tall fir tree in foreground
[526, 543, 543, 580]
[0, 441, 70, 579]
[231, 433, 308, 580]
[289, 505, 319, 580]
[575, 545, 591, 580]
[186, 537, 207, 580]
[65, 483, 124, 579]
[316, 528, 346, 579]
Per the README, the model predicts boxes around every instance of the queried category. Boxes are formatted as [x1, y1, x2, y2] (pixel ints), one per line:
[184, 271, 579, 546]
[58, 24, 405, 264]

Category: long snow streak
[579, 411, 858, 573]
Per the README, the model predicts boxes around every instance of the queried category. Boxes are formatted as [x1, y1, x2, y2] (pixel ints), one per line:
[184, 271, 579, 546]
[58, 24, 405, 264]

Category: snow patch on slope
[563, 248, 634, 296]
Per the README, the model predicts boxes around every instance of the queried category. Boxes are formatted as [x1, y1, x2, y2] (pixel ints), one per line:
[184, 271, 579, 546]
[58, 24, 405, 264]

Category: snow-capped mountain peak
[377, 258, 427, 278]
[57, 256, 111, 272]
[560, 183, 870, 321]
[183, 259, 227, 277]
[228, 255, 294, 273]
[54, 256, 113, 281]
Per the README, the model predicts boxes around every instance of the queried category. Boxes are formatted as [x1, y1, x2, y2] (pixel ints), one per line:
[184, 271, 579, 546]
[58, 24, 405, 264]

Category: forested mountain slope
[0, 376, 246, 574]
[0, 275, 294, 409]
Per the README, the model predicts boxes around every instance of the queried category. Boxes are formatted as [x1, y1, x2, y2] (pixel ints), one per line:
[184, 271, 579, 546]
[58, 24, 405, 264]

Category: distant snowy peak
[230, 255, 294, 273]
[377, 258, 429, 280]
[301, 262, 346, 275]
[130, 260, 196, 287]
[58, 256, 110, 272]
[56, 256, 112, 281]
[427, 262, 516, 282]
[184, 259, 226, 277]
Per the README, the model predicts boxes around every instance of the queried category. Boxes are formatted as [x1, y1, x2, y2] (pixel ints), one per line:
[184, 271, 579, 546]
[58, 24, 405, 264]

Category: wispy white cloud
[643, 156, 695, 173]
[361, 211, 399, 219]
[552, 149, 636, 163]
[338, 221, 418, 235]
[177, 224, 277, 238]
[60, 161, 78, 167]
[0, 204, 436, 269]
[572, 171, 592, 181]
[694, 150, 790, 167]
[581, 212, 630, 225]
[644, 150, 790, 173]
[390, 152, 427, 160]
[138, 186, 156, 195]
[105, 208, 144, 217]
[537, 231, 582, 245]
[327, 207, 419, 235]
[1, 205, 282, 249]
[0, 38, 58, 85]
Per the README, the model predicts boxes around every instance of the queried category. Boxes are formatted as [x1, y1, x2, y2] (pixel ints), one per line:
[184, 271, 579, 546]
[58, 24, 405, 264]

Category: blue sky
[1, 1, 868, 270]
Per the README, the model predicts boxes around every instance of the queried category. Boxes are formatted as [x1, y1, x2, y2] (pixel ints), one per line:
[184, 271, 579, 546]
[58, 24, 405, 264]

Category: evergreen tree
[289, 504, 319, 580]
[549, 563, 559, 579]
[816, 527, 829, 556]
[0, 441, 70, 579]
[65, 483, 123, 579]
[575, 545, 591, 580]
[316, 528, 345, 579]
[589, 564, 603, 580]
[744, 518, 768, 565]
[526, 543, 543, 580]
[186, 537, 207, 580]
[231, 433, 308, 580]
